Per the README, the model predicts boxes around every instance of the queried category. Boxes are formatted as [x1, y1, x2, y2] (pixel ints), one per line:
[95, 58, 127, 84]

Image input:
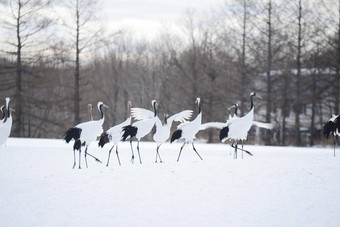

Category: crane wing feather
[252, 121, 274, 129]
[131, 108, 154, 120]
[200, 122, 226, 130]
[168, 110, 193, 124]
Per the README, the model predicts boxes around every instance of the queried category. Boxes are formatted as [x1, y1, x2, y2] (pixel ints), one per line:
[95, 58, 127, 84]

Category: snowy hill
[0, 138, 339, 226]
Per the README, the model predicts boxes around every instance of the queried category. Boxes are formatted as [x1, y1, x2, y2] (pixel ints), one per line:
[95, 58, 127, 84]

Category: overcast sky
[101, 0, 223, 39]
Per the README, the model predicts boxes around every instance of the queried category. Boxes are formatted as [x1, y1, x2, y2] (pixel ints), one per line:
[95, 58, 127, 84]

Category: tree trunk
[295, 0, 302, 146]
[240, 0, 247, 115]
[310, 73, 316, 146]
[335, 1, 340, 114]
[282, 73, 288, 146]
[265, 0, 272, 145]
[16, 2, 22, 137]
[74, 0, 80, 125]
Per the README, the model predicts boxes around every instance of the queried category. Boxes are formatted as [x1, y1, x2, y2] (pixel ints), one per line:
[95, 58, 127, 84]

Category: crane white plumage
[221, 93, 259, 158]
[0, 98, 13, 146]
[121, 100, 158, 164]
[201, 93, 273, 158]
[323, 114, 340, 157]
[64, 101, 108, 169]
[153, 109, 193, 162]
[170, 97, 203, 162]
[98, 101, 132, 166]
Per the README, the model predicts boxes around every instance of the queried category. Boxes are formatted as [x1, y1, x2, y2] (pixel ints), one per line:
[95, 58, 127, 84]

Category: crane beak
[103, 104, 109, 108]
[256, 95, 263, 99]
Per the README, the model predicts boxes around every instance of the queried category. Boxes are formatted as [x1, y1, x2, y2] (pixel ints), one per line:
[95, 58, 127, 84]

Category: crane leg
[235, 142, 238, 159]
[130, 140, 134, 164]
[78, 147, 82, 169]
[106, 145, 114, 167]
[137, 140, 142, 164]
[84, 145, 89, 168]
[155, 144, 163, 163]
[334, 136, 336, 157]
[231, 143, 253, 156]
[116, 146, 121, 166]
[192, 143, 203, 160]
[241, 141, 244, 159]
[177, 142, 186, 162]
[73, 149, 76, 169]
[155, 145, 158, 163]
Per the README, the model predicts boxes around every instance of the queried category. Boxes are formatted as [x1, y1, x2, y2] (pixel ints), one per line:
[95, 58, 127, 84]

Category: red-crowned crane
[323, 114, 340, 157]
[0, 98, 13, 146]
[153, 110, 193, 162]
[98, 101, 132, 166]
[64, 102, 108, 169]
[170, 97, 203, 162]
[201, 93, 273, 159]
[121, 100, 158, 164]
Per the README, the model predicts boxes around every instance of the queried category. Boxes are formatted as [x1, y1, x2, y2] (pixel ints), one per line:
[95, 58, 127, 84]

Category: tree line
[0, 0, 339, 146]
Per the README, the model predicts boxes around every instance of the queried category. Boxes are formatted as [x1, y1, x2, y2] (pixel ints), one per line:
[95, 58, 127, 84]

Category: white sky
[100, 0, 223, 39]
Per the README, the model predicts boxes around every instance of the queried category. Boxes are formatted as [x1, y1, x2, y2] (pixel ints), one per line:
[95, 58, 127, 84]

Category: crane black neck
[235, 104, 238, 116]
[198, 101, 201, 114]
[99, 104, 104, 119]
[153, 102, 157, 117]
[7, 102, 10, 118]
[250, 95, 254, 111]
[164, 115, 168, 125]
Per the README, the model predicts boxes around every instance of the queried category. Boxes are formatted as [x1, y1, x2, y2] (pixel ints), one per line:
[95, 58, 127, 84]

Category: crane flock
[63, 92, 274, 168]
[1, 93, 339, 168]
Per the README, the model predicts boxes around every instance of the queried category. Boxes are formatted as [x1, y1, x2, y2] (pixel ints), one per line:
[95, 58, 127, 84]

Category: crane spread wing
[168, 110, 193, 124]
[252, 121, 274, 129]
[200, 122, 226, 130]
[131, 107, 154, 120]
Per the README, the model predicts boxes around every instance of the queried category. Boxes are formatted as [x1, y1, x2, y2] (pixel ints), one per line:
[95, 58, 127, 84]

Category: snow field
[0, 138, 339, 227]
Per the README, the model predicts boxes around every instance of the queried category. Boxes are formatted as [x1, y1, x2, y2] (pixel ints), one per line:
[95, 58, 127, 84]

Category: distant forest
[0, 0, 339, 146]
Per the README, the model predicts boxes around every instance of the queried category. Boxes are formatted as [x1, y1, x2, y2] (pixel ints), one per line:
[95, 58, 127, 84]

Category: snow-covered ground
[0, 138, 339, 227]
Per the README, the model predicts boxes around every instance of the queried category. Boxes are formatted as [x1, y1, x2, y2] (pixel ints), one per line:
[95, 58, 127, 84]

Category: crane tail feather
[121, 125, 137, 141]
[98, 132, 110, 148]
[219, 126, 229, 142]
[323, 121, 335, 138]
[171, 129, 182, 143]
[64, 127, 82, 143]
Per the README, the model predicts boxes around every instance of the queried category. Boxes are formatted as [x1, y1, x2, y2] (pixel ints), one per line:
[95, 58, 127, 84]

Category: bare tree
[0, 0, 52, 137]
[60, 0, 105, 125]
[320, 0, 340, 114]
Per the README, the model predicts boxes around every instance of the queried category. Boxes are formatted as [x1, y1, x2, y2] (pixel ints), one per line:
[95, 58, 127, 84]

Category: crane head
[195, 97, 200, 104]
[151, 100, 157, 107]
[98, 101, 109, 109]
[5, 97, 10, 107]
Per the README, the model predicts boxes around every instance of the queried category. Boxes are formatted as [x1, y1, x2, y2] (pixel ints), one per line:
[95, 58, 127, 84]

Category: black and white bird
[170, 97, 203, 162]
[220, 92, 263, 158]
[323, 114, 340, 157]
[121, 100, 158, 164]
[153, 110, 193, 162]
[98, 101, 132, 166]
[201, 93, 272, 159]
[0, 98, 13, 146]
[64, 101, 108, 169]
